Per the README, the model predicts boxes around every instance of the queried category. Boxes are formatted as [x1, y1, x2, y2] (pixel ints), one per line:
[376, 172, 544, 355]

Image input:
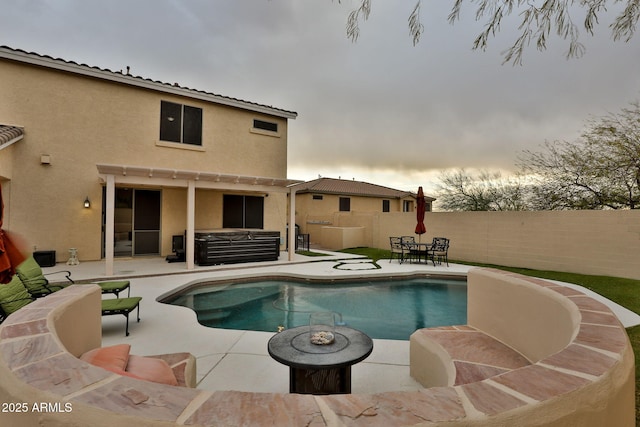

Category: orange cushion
[80, 344, 130, 371]
[125, 355, 178, 386]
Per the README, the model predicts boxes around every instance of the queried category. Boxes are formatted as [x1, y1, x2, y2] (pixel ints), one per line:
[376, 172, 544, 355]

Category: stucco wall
[298, 210, 382, 247]
[467, 269, 581, 362]
[295, 193, 415, 241]
[0, 58, 290, 261]
[323, 210, 640, 280]
[319, 226, 366, 250]
[296, 193, 410, 218]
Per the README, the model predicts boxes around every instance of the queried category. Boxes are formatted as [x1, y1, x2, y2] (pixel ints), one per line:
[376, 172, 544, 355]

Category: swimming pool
[163, 276, 467, 340]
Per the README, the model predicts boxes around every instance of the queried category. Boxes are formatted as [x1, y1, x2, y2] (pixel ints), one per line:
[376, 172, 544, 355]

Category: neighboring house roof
[293, 177, 435, 200]
[0, 46, 297, 120]
[0, 125, 24, 150]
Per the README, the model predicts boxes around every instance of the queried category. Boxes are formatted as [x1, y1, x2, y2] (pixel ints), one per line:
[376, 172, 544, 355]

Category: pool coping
[156, 271, 469, 342]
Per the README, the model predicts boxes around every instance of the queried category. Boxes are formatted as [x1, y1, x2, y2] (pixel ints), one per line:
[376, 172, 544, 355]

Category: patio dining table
[405, 242, 435, 265]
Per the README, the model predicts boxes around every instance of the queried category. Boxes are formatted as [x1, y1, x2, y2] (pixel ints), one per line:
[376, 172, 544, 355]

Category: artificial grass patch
[338, 247, 391, 263]
[627, 325, 640, 423]
[455, 262, 640, 315]
[296, 250, 329, 257]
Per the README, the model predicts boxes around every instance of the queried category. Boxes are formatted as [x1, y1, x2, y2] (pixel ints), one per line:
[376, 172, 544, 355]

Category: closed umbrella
[414, 186, 426, 242]
[0, 186, 26, 284]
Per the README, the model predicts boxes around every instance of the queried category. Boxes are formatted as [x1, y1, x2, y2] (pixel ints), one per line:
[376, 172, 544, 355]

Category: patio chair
[15, 255, 73, 298]
[431, 237, 450, 266]
[389, 237, 405, 263]
[400, 236, 418, 263]
[101, 296, 142, 336]
[165, 234, 186, 263]
[0, 274, 35, 323]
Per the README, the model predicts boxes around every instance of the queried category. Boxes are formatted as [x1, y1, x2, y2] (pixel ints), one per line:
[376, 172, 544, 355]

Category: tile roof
[0, 46, 297, 119]
[293, 177, 435, 200]
[0, 125, 24, 148]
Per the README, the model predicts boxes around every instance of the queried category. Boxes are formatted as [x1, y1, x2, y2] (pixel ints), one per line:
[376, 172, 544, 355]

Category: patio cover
[0, 125, 24, 150]
[97, 164, 302, 275]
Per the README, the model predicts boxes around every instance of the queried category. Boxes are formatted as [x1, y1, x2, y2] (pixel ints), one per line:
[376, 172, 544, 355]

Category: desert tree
[436, 169, 529, 211]
[339, 0, 640, 65]
[519, 102, 640, 209]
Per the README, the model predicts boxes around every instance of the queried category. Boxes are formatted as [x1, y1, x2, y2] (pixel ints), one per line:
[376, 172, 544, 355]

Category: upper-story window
[160, 101, 203, 146]
[339, 197, 351, 212]
[253, 119, 278, 133]
[382, 200, 390, 212]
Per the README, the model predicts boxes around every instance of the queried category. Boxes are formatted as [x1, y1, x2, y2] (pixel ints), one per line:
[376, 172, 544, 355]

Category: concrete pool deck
[42, 251, 640, 395]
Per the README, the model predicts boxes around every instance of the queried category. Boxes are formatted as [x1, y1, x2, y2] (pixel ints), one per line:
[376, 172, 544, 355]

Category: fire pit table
[267, 325, 373, 394]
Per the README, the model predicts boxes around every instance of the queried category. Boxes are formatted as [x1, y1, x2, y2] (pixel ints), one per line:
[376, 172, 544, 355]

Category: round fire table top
[268, 325, 373, 370]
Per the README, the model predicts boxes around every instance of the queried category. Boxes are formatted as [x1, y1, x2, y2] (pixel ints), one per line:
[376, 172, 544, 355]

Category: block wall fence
[299, 210, 640, 280]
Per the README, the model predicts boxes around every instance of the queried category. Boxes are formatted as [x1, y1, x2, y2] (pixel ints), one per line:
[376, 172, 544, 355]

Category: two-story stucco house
[0, 46, 299, 274]
[291, 177, 435, 248]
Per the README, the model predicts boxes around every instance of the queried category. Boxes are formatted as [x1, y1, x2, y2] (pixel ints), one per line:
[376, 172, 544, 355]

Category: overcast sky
[2, 1, 639, 195]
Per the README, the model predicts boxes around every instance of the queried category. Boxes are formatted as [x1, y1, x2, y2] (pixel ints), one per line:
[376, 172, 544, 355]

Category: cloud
[2, 0, 639, 193]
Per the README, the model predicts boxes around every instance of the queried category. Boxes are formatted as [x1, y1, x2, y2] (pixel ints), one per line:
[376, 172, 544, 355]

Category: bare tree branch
[436, 169, 529, 211]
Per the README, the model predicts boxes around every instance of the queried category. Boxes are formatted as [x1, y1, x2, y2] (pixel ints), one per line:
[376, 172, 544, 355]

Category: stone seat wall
[410, 268, 634, 426]
[0, 270, 634, 427]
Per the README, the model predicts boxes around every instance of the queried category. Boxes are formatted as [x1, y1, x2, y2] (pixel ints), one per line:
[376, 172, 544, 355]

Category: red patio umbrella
[414, 186, 426, 242]
[0, 185, 26, 284]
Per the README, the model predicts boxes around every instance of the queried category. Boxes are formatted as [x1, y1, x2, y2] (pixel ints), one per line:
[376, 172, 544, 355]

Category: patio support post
[288, 187, 297, 261]
[186, 179, 195, 270]
[105, 174, 115, 276]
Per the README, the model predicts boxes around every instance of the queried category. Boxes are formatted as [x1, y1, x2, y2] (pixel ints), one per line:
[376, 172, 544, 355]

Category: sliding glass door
[103, 188, 161, 257]
[133, 189, 161, 255]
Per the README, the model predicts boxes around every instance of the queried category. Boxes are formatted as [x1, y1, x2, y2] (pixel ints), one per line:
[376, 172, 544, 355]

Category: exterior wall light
[84, 197, 91, 208]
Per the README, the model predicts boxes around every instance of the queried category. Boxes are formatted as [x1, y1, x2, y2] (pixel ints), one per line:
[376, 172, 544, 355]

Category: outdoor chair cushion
[126, 355, 178, 386]
[97, 280, 130, 298]
[101, 297, 142, 336]
[0, 275, 32, 315]
[101, 297, 141, 315]
[15, 256, 64, 297]
[80, 344, 178, 386]
[80, 343, 131, 372]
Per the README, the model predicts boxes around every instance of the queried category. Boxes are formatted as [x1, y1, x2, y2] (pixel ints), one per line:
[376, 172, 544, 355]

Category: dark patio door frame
[102, 188, 161, 257]
[133, 189, 161, 256]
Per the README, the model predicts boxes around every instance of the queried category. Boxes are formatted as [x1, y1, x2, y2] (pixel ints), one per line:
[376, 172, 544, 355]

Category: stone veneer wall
[0, 274, 634, 426]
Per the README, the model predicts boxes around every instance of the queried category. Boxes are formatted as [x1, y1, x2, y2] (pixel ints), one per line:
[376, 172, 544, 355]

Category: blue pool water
[164, 277, 467, 340]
